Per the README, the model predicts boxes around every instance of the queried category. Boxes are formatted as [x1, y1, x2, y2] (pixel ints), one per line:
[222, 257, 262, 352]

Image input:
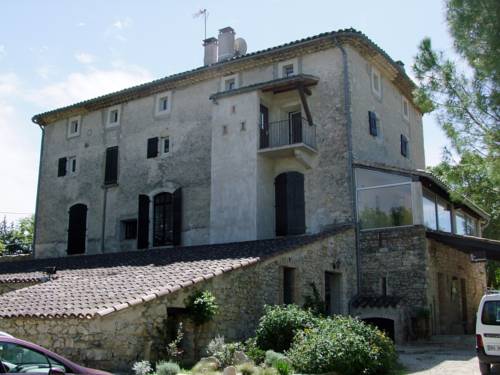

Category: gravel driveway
[398, 337, 500, 375]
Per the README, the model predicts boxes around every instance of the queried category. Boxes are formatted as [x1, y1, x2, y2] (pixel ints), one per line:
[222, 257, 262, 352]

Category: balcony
[258, 117, 317, 160]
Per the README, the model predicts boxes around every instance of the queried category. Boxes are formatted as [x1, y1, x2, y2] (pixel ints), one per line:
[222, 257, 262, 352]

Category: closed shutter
[147, 137, 159, 158]
[104, 146, 119, 185]
[287, 172, 305, 235]
[275, 174, 287, 236]
[173, 188, 182, 246]
[137, 194, 150, 249]
[401, 135, 408, 157]
[58, 157, 67, 177]
[368, 111, 378, 136]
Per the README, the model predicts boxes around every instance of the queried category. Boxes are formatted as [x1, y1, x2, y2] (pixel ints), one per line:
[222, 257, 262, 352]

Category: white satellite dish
[234, 38, 248, 56]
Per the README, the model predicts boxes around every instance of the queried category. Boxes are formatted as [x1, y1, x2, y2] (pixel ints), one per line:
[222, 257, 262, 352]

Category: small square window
[106, 106, 121, 127]
[67, 116, 81, 138]
[68, 156, 77, 175]
[402, 96, 410, 121]
[283, 64, 294, 77]
[160, 96, 169, 111]
[371, 68, 381, 97]
[122, 219, 137, 240]
[225, 79, 236, 90]
[162, 137, 170, 154]
[222, 75, 238, 91]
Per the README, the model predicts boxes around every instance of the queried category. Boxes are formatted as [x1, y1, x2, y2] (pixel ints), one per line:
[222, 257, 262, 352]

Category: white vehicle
[476, 292, 500, 374]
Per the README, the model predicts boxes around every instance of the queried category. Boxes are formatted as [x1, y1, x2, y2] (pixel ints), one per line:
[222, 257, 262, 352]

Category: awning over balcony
[209, 74, 320, 101]
[426, 229, 500, 261]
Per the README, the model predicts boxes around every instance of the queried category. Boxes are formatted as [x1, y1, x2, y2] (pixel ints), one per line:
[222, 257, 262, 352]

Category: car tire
[479, 362, 491, 375]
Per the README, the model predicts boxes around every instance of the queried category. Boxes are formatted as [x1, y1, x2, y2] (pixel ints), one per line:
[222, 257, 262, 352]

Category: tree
[413, 0, 500, 286]
[0, 215, 34, 255]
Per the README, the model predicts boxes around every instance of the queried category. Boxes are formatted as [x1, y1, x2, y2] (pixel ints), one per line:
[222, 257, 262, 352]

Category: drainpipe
[101, 187, 108, 253]
[31, 122, 45, 258]
[333, 38, 362, 299]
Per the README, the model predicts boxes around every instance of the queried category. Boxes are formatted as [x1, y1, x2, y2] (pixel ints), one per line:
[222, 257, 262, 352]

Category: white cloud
[0, 73, 19, 96]
[112, 17, 132, 30]
[106, 17, 133, 42]
[74, 52, 96, 64]
[0, 45, 6, 60]
[76, 21, 86, 27]
[27, 65, 153, 109]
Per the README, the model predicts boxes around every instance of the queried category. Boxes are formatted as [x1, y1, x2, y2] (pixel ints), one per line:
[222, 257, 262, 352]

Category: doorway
[67, 203, 87, 255]
[275, 172, 305, 236]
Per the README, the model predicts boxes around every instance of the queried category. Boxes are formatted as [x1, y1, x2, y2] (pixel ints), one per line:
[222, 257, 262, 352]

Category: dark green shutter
[401, 135, 408, 157]
[104, 146, 119, 185]
[147, 137, 159, 158]
[137, 194, 150, 249]
[368, 111, 378, 136]
[58, 157, 67, 177]
[173, 188, 182, 246]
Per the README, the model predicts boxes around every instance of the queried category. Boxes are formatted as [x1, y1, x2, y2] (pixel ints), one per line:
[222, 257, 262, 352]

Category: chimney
[203, 37, 218, 66]
[218, 27, 235, 62]
[395, 60, 405, 70]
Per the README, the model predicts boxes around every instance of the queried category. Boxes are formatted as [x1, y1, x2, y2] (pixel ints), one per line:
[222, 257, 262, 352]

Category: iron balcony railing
[259, 117, 317, 150]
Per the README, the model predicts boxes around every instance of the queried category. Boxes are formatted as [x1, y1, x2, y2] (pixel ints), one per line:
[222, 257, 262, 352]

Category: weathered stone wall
[1, 230, 356, 372]
[0, 282, 37, 295]
[426, 238, 487, 334]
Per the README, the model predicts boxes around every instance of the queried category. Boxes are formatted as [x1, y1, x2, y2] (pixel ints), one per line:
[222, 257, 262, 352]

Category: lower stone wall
[426, 238, 487, 334]
[0, 229, 356, 372]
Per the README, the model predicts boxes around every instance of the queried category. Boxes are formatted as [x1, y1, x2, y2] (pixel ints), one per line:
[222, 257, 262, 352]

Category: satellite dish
[234, 38, 248, 56]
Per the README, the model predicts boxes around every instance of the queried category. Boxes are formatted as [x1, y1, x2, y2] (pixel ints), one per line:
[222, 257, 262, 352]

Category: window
[422, 191, 452, 233]
[155, 91, 172, 115]
[0, 342, 67, 373]
[104, 146, 119, 185]
[283, 267, 295, 305]
[68, 156, 77, 175]
[278, 59, 298, 79]
[436, 198, 452, 232]
[356, 168, 413, 230]
[122, 219, 137, 240]
[368, 111, 378, 136]
[67, 116, 81, 138]
[400, 134, 409, 157]
[153, 192, 173, 246]
[106, 105, 121, 127]
[422, 192, 437, 230]
[283, 64, 294, 77]
[402, 96, 410, 121]
[222, 75, 238, 91]
[482, 301, 500, 325]
[57, 157, 67, 177]
[161, 136, 170, 155]
[147, 137, 159, 158]
[455, 210, 478, 236]
[371, 67, 381, 97]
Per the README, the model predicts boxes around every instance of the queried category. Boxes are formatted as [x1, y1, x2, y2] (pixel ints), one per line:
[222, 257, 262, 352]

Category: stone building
[0, 27, 498, 371]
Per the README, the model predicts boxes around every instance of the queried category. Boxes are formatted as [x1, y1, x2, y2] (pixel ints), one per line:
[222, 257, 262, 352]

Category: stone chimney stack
[217, 27, 235, 62]
[203, 37, 218, 66]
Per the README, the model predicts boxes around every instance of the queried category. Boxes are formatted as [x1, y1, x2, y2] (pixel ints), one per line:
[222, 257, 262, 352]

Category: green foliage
[286, 316, 397, 375]
[255, 305, 318, 352]
[238, 363, 257, 375]
[302, 283, 326, 316]
[0, 215, 34, 255]
[243, 337, 266, 365]
[264, 351, 286, 367]
[185, 290, 218, 326]
[206, 336, 242, 367]
[274, 359, 293, 375]
[156, 361, 180, 375]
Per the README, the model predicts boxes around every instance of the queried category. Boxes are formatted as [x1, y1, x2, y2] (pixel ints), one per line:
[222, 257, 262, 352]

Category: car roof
[0, 331, 13, 338]
[482, 293, 500, 302]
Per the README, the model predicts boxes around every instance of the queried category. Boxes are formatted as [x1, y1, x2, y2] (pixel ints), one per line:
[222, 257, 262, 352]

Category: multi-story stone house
[0, 28, 498, 370]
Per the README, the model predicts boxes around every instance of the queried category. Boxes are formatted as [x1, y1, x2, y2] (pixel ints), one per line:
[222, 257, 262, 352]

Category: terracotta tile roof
[0, 226, 351, 319]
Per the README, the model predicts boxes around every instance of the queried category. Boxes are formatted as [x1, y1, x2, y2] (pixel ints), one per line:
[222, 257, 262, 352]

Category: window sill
[102, 183, 119, 188]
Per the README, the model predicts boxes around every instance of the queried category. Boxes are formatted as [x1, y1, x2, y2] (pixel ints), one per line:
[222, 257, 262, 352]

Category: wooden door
[67, 204, 87, 255]
[260, 104, 269, 148]
[289, 111, 303, 144]
[275, 172, 305, 236]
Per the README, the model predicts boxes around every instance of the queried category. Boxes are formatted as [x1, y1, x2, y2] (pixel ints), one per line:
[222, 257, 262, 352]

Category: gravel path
[398, 344, 499, 375]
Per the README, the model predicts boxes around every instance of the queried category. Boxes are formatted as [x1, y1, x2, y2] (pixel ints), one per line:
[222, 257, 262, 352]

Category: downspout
[101, 187, 108, 253]
[333, 38, 362, 300]
[32, 121, 45, 258]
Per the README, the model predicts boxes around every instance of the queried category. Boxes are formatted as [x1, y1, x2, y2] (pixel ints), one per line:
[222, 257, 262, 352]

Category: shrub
[238, 362, 257, 375]
[206, 336, 242, 367]
[255, 305, 318, 352]
[185, 290, 219, 326]
[264, 350, 286, 367]
[286, 316, 397, 375]
[302, 282, 326, 316]
[243, 338, 265, 365]
[132, 361, 152, 375]
[156, 361, 180, 375]
[274, 359, 293, 375]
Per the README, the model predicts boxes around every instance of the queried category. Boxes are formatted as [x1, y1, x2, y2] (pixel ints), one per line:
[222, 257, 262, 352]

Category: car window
[482, 301, 500, 325]
[0, 342, 52, 373]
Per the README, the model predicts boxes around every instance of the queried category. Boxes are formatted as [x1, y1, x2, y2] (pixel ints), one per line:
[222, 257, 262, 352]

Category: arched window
[275, 172, 305, 236]
[153, 192, 173, 247]
[67, 203, 87, 255]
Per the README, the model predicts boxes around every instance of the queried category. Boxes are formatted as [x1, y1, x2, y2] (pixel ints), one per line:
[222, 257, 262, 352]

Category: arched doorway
[67, 203, 87, 255]
[275, 172, 305, 236]
[362, 318, 395, 341]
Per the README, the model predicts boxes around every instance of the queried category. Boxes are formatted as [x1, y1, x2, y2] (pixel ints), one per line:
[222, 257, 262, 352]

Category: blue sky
[0, 0, 455, 223]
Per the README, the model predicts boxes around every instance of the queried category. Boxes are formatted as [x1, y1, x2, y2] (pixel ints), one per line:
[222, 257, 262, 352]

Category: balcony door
[289, 111, 302, 144]
[275, 172, 305, 236]
[260, 104, 269, 148]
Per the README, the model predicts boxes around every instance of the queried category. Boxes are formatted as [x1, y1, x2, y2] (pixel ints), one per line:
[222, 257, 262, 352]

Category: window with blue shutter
[368, 111, 378, 136]
[401, 135, 409, 157]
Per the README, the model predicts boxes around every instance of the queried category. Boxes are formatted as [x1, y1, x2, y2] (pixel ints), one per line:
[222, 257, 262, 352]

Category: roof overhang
[209, 74, 319, 101]
[426, 229, 500, 261]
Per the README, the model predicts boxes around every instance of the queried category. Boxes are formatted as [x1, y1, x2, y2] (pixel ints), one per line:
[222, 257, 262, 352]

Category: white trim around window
[221, 74, 238, 92]
[155, 91, 172, 116]
[278, 58, 298, 78]
[67, 116, 81, 138]
[106, 105, 121, 127]
[68, 156, 77, 176]
[371, 67, 382, 98]
[402, 96, 410, 122]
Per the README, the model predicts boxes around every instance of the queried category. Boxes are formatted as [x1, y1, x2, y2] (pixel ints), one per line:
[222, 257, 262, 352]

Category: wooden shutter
[104, 146, 119, 185]
[147, 137, 159, 158]
[287, 172, 305, 235]
[275, 173, 288, 236]
[401, 135, 408, 157]
[368, 111, 378, 136]
[58, 157, 67, 177]
[173, 188, 182, 246]
[137, 194, 150, 249]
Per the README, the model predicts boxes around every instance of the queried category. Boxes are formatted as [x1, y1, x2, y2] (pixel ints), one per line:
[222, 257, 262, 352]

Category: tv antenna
[193, 9, 209, 40]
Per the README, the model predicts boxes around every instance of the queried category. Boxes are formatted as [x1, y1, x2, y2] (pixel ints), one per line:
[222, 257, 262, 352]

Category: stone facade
[0, 230, 356, 372]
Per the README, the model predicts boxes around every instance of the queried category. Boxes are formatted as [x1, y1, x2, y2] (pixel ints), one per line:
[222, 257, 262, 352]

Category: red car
[0, 335, 112, 375]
